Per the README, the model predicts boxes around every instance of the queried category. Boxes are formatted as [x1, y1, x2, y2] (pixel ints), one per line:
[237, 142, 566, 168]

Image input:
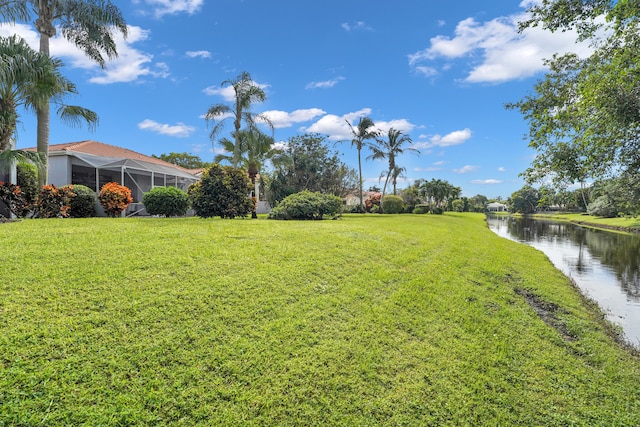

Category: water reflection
[486, 215, 640, 346]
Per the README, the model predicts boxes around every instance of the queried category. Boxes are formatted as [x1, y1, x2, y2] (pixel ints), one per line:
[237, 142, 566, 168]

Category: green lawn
[530, 212, 640, 233]
[1, 214, 639, 426]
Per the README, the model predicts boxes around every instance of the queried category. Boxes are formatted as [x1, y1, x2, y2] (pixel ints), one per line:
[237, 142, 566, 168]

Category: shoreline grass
[1, 214, 639, 425]
[523, 212, 640, 234]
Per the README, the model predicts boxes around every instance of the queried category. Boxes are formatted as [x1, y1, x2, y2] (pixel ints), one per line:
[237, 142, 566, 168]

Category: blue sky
[2, 0, 593, 198]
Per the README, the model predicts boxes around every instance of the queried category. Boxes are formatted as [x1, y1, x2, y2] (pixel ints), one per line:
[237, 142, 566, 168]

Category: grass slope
[1, 214, 639, 426]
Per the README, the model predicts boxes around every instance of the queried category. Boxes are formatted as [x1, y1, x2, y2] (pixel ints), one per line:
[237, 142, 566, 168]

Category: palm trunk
[381, 173, 390, 214]
[358, 147, 364, 212]
[37, 30, 52, 187]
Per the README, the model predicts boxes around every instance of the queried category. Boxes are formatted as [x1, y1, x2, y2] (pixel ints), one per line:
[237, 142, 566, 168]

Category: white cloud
[409, 5, 596, 83]
[133, 0, 204, 18]
[453, 165, 479, 174]
[262, 109, 326, 129]
[341, 21, 373, 32]
[186, 50, 211, 59]
[0, 23, 170, 84]
[498, 166, 506, 172]
[304, 108, 371, 140]
[471, 179, 503, 184]
[303, 109, 415, 141]
[138, 119, 196, 137]
[305, 77, 345, 89]
[414, 128, 472, 149]
[414, 66, 438, 77]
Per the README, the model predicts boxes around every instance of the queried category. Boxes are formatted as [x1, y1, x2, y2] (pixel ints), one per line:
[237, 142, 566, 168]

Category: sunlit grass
[531, 212, 640, 233]
[1, 214, 638, 425]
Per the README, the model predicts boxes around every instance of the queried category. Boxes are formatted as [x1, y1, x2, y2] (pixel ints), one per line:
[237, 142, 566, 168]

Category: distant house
[27, 140, 200, 215]
[487, 202, 508, 212]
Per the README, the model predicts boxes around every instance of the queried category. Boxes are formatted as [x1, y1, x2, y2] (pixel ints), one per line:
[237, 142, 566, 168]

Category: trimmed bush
[188, 164, 253, 219]
[381, 195, 405, 214]
[269, 191, 343, 220]
[98, 182, 133, 217]
[34, 185, 75, 218]
[431, 206, 444, 215]
[413, 204, 429, 214]
[65, 185, 97, 218]
[16, 162, 38, 204]
[143, 186, 190, 217]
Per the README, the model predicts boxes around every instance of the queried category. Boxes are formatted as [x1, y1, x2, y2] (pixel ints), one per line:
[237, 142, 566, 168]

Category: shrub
[269, 191, 343, 220]
[413, 204, 429, 214]
[34, 184, 75, 218]
[587, 196, 619, 218]
[16, 162, 38, 204]
[431, 206, 444, 215]
[143, 186, 190, 217]
[65, 185, 97, 218]
[188, 164, 253, 219]
[0, 182, 29, 218]
[364, 193, 381, 213]
[381, 195, 405, 214]
[98, 182, 133, 217]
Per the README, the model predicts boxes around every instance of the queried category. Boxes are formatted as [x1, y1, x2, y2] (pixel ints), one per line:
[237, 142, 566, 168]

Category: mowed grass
[1, 214, 639, 426]
[531, 212, 640, 233]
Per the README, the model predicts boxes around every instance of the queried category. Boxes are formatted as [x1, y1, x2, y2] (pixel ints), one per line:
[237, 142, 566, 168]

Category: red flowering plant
[98, 182, 133, 217]
[0, 181, 29, 218]
[33, 184, 76, 218]
[364, 193, 381, 213]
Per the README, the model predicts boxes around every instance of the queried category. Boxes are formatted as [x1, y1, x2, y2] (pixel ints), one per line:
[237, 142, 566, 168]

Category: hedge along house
[27, 140, 200, 215]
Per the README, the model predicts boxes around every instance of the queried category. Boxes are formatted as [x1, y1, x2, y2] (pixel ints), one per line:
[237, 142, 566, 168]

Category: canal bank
[529, 212, 640, 234]
[487, 214, 640, 348]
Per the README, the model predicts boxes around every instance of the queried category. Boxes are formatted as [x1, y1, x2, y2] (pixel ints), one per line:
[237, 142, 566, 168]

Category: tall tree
[267, 133, 357, 206]
[215, 129, 277, 218]
[345, 117, 378, 212]
[205, 71, 274, 167]
[0, 35, 96, 173]
[0, 0, 128, 185]
[152, 152, 211, 169]
[368, 128, 418, 210]
[512, 1, 640, 188]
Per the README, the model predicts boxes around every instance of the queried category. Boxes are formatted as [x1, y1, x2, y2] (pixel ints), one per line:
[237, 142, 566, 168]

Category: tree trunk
[37, 29, 52, 187]
[357, 147, 364, 212]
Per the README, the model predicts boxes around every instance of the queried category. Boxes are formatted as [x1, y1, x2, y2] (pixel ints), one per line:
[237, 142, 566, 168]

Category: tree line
[508, 1, 640, 218]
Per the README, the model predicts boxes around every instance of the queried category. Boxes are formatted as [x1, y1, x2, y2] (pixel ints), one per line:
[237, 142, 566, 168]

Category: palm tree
[205, 71, 274, 167]
[345, 117, 378, 212]
[390, 165, 407, 195]
[0, 1, 128, 185]
[214, 129, 277, 218]
[0, 34, 97, 174]
[368, 128, 419, 211]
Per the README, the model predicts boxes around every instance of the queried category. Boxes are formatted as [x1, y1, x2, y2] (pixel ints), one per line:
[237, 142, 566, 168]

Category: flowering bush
[33, 184, 76, 218]
[98, 182, 133, 217]
[0, 182, 29, 218]
[364, 193, 381, 213]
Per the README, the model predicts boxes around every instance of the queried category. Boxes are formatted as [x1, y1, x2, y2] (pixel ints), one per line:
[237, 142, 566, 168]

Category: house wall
[48, 156, 71, 186]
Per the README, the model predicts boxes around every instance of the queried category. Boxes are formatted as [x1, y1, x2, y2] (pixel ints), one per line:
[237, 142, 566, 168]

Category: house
[28, 140, 200, 215]
[487, 202, 508, 212]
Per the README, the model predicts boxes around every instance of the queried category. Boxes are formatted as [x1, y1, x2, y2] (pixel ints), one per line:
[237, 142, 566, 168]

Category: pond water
[486, 215, 640, 347]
